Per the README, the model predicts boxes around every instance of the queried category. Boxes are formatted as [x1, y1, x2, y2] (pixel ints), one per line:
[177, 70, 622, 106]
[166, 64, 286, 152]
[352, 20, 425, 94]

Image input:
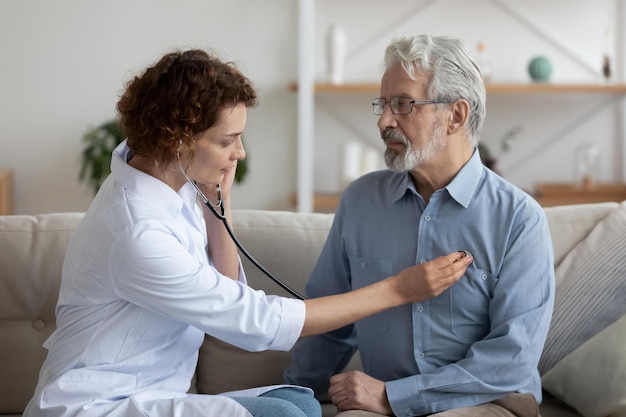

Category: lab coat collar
[110, 140, 190, 216]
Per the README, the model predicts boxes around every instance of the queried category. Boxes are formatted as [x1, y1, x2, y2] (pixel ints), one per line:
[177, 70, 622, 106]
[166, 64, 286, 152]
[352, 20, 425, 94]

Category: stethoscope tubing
[178, 153, 306, 300]
[202, 197, 306, 300]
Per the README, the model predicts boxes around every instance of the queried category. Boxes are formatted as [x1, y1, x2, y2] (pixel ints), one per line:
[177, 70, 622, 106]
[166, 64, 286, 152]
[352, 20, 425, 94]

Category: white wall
[1, 0, 624, 214]
[312, 0, 625, 194]
[0, 0, 298, 214]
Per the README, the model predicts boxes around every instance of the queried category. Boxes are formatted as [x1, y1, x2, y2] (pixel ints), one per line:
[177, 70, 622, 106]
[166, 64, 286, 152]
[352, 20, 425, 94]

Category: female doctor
[23, 49, 472, 417]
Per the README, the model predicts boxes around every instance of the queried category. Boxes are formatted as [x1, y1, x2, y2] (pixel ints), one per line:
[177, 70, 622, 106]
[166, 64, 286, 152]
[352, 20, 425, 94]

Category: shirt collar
[444, 148, 483, 208]
[110, 140, 190, 215]
[390, 147, 483, 208]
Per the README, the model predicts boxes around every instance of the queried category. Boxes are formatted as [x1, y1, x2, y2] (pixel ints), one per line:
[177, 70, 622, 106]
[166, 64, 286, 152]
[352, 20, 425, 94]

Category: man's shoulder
[479, 168, 545, 219]
[344, 169, 405, 195]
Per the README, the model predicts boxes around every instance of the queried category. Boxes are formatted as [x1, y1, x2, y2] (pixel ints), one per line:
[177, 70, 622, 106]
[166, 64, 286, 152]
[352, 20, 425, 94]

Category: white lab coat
[23, 141, 307, 417]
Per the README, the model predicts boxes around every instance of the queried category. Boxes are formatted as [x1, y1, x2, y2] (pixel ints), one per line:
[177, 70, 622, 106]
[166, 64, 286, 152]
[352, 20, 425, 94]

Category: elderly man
[285, 34, 555, 417]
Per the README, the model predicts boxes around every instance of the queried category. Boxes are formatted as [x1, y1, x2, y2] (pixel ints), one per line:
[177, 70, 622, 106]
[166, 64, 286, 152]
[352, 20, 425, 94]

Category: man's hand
[328, 371, 393, 415]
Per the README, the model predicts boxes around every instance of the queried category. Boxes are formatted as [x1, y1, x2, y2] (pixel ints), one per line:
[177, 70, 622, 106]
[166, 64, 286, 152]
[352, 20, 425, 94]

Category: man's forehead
[380, 64, 429, 97]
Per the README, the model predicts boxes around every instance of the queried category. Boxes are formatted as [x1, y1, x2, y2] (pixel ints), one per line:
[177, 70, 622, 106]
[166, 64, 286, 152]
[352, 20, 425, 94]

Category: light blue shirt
[25, 141, 306, 417]
[285, 150, 555, 416]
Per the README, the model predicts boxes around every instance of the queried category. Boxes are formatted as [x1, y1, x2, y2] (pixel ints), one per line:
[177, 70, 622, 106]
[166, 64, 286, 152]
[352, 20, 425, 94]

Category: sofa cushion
[196, 210, 334, 394]
[543, 201, 618, 268]
[0, 213, 84, 414]
[539, 201, 626, 377]
[542, 315, 626, 417]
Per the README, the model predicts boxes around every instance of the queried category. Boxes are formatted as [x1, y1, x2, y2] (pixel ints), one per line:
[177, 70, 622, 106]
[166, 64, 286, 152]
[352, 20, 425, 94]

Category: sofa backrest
[543, 201, 617, 267]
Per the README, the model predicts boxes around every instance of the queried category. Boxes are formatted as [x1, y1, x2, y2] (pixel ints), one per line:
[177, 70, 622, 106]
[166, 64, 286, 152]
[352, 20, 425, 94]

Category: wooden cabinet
[534, 182, 626, 207]
[0, 170, 13, 215]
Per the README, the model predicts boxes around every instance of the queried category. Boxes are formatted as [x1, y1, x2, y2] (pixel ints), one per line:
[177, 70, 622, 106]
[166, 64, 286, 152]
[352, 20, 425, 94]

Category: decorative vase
[575, 143, 600, 189]
[528, 56, 552, 82]
[326, 23, 347, 85]
[476, 42, 493, 82]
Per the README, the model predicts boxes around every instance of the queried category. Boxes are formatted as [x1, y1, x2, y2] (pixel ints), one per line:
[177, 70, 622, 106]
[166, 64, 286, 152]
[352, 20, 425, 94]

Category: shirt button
[481, 273, 487, 280]
[418, 352, 424, 358]
[361, 262, 367, 268]
[424, 215, 431, 221]
[32, 319, 45, 330]
[417, 305, 424, 312]
[406, 408, 415, 416]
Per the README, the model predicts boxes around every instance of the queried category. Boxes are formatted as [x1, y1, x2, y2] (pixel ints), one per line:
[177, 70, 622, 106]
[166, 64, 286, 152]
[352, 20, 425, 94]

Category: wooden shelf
[289, 82, 626, 95]
[487, 83, 626, 94]
[0, 170, 13, 215]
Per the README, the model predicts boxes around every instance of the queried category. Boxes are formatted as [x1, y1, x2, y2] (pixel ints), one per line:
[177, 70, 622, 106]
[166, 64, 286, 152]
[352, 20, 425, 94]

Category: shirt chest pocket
[348, 255, 392, 289]
[348, 255, 393, 338]
[443, 266, 496, 342]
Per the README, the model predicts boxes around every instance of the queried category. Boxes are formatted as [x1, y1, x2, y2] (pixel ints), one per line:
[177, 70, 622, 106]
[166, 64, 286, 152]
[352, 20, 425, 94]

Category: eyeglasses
[372, 97, 454, 115]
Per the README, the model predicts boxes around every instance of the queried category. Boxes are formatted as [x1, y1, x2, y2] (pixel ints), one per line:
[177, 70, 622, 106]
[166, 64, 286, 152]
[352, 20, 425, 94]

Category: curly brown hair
[117, 49, 258, 165]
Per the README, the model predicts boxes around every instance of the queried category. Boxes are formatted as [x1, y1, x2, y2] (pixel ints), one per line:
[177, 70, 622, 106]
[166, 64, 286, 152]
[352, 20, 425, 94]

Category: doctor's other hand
[329, 370, 393, 415]
[394, 251, 472, 304]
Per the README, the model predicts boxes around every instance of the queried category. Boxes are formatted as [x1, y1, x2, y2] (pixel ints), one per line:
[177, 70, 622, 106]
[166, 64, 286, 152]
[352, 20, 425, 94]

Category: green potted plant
[79, 118, 248, 195]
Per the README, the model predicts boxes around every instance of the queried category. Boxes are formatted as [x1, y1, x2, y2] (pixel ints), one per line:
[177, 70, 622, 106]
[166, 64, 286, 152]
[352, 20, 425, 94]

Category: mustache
[381, 129, 409, 144]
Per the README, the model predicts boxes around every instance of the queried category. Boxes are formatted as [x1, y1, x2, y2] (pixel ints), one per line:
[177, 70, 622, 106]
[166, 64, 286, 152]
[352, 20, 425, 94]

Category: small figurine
[603, 54, 611, 81]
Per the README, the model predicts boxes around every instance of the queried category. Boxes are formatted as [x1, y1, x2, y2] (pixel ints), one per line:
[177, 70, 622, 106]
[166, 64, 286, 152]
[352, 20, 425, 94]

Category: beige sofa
[2, 202, 625, 417]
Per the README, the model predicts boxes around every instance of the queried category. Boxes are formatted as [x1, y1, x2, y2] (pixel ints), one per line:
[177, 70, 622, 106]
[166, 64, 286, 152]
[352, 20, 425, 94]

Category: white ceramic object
[327, 23, 347, 84]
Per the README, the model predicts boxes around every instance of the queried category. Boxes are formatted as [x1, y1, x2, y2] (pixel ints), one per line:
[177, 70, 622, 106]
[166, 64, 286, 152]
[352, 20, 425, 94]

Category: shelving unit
[291, 81, 626, 212]
[295, 0, 626, 213]
[290, 82, 626, 95]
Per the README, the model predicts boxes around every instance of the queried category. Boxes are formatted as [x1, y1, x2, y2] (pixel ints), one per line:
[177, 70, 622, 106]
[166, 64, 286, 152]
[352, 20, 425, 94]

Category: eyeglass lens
[372, 97, 414, 115]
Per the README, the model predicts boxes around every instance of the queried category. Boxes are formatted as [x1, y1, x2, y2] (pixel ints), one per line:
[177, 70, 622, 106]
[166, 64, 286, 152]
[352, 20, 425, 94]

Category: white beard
[383, 120, 446, 172]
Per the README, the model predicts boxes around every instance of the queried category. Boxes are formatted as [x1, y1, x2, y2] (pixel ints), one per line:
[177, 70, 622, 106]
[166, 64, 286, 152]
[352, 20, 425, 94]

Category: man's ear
[448, 99, 470, 135]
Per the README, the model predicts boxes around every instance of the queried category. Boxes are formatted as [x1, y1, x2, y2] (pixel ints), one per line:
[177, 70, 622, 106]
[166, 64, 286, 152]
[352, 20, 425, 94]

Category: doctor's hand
[195, 161, 238, 206]
[394, 251, 472, 304]
[329, 370, 393, 415]
[217, 159, 238, 200]
[300, 251, 472, 338]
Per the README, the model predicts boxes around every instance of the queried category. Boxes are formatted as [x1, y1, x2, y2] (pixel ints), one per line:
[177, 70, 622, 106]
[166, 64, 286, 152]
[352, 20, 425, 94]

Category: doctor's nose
[234, 140, 246, 161]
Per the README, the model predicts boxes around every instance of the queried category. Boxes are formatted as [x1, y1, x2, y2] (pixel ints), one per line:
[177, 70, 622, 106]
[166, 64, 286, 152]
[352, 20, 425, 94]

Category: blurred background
[1, 0, 624, 214]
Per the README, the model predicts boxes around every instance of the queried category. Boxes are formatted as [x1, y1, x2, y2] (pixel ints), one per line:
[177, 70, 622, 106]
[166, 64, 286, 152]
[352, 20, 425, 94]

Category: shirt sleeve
[386, 210, 555, 416]
[109, 219, 305, 353]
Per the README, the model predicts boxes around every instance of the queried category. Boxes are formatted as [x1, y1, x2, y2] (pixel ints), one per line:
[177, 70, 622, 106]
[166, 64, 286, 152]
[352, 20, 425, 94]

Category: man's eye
[397, 99, 411, 109]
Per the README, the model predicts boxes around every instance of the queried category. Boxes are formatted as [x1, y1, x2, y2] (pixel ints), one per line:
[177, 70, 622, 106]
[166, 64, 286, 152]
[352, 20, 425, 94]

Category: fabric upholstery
[539, 202, 626, 375]
[542, 315, 626, 417]
[543, 202, 617, 268]
[0, 213, 84, 414]
[1, 203, 623, 417]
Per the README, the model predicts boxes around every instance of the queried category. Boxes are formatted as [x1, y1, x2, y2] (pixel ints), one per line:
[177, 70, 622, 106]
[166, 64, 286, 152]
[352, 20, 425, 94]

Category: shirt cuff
[268, 297, 306, 351]
[386, 377, 427, 417]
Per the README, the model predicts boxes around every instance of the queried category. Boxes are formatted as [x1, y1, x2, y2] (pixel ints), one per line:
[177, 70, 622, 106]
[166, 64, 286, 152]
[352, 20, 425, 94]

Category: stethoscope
[178, 149, 306, 300]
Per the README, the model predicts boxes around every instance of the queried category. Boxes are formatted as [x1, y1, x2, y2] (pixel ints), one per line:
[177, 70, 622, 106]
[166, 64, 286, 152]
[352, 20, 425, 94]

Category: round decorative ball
[528, 56, 553, 82]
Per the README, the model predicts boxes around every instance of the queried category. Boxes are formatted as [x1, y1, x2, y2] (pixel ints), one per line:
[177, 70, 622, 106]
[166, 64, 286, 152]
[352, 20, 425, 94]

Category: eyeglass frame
[372, 96, 455, 115]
